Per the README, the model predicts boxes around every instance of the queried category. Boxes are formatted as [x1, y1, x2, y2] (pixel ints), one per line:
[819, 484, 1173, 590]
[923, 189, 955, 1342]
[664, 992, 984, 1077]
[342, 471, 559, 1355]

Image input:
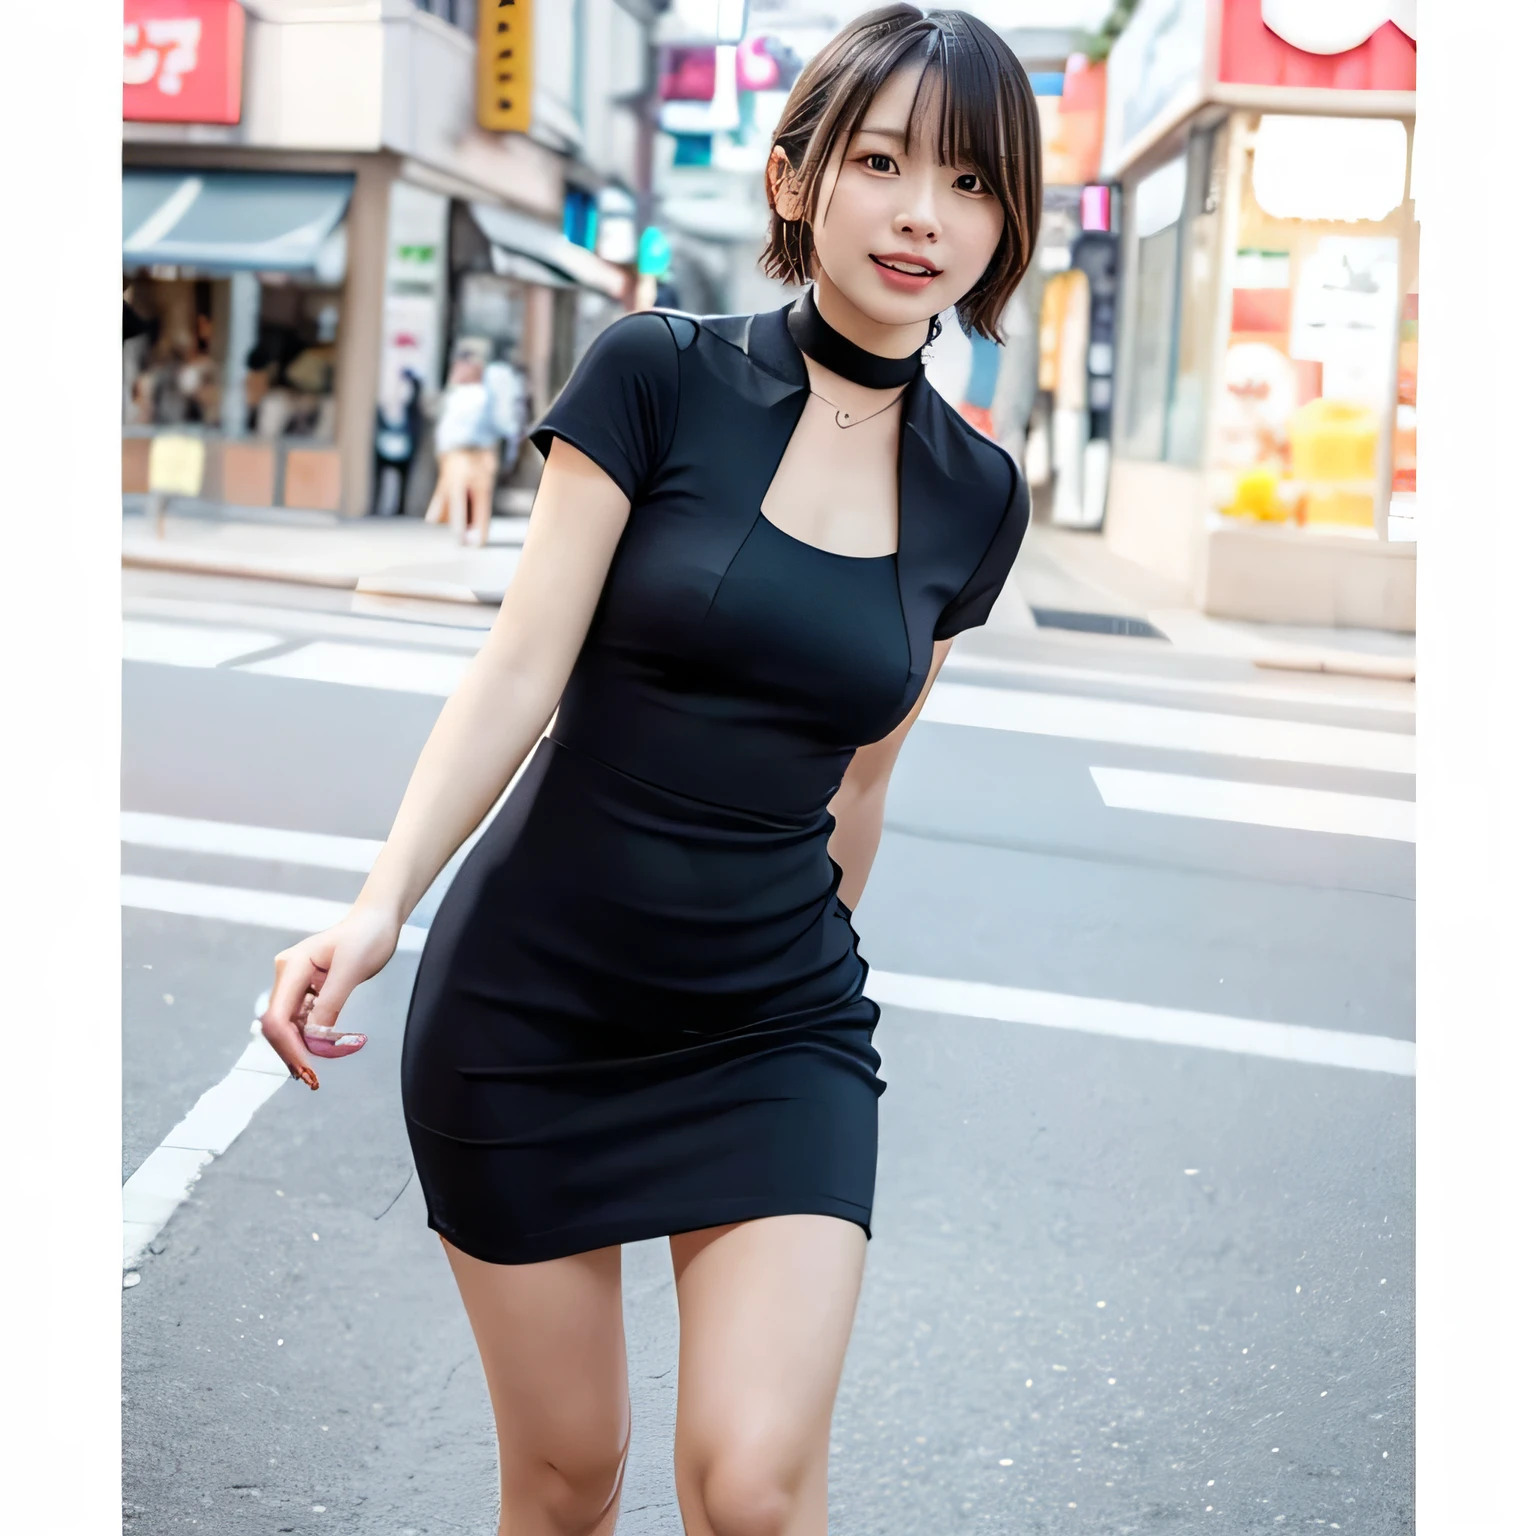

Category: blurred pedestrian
[425, 352, 499, 546]
[373, 370, 423, 516]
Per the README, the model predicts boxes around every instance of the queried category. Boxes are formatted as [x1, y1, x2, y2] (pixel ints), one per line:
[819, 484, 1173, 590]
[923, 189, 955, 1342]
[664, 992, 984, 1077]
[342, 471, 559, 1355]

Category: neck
[789, 285, 926, 392]
[811, 277, 930, 360]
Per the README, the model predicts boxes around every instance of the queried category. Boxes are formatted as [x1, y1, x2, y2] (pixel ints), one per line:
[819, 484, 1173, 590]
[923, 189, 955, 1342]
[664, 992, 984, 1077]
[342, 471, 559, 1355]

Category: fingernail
[298, 1066, 319, 1091]
[338, 1034, 366, 1048]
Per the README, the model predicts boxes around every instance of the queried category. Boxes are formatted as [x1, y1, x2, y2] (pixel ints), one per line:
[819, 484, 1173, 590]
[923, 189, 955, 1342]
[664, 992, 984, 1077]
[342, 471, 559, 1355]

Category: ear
[766, 145, 804, 222]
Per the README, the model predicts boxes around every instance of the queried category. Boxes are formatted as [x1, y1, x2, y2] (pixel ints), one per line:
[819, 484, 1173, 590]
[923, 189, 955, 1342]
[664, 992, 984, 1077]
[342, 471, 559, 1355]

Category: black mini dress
[400, 301, 1028, 1265]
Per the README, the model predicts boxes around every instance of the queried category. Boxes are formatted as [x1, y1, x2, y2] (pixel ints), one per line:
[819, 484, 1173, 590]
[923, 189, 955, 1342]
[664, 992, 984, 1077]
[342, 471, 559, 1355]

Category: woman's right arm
[260, 436, 630, 1085]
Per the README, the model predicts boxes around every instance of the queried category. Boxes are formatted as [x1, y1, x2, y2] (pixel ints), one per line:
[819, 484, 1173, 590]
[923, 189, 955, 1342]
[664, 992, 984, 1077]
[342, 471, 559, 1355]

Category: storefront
[122, 167, 356, 511]
[1099, 0, 1417, 631]
[122, 0, 639, 519]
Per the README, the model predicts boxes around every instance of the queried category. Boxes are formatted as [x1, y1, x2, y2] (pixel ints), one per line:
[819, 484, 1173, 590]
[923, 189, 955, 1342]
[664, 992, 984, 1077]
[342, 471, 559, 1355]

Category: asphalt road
[120, 567, 1414, 1535]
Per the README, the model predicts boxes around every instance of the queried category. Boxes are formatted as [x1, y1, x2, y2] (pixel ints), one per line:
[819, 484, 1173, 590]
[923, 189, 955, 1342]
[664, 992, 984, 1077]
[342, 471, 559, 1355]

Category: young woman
[260, 8, 1041, 1532]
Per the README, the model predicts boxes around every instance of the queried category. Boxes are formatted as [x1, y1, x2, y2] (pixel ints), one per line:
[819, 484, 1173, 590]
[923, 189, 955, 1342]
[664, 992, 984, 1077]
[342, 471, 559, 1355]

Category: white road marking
[241, 640, 471, 696]
[121, 874, 429, 950]
[122, 1029, 290, 1268]
[121, 811, 385, 871]
[944, 653, 1416, 715]
[123, 595, 491, 652]
[922, 681, 1415, 775]
[119, 872, 1411, 1078]
[1089, 766, 1417, 843]
[866, 970, 1413, 1077]
[122, 619, 282, 669]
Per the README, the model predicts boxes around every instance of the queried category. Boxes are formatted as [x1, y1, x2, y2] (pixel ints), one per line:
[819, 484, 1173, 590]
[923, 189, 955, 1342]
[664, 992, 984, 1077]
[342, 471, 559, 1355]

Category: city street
[120, 556, 1414, 1536]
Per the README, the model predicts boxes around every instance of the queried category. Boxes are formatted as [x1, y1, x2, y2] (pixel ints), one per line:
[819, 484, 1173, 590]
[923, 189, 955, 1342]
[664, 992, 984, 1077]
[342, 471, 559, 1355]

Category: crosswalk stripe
[241, 641, 471, 696]
[922, 680, 1415, 775]
[1089, 766, 1416, 842]
[120, 875, 429, 950]
[123, 619, 281, 668]
[123, 624, 1416, 777]
[865, 970, 1413, 1077]
[944, 652, 1416, 715]
[121, 811, 385, 870]
[123, 596, 490, 652]
[118, 874, 1410, 1078]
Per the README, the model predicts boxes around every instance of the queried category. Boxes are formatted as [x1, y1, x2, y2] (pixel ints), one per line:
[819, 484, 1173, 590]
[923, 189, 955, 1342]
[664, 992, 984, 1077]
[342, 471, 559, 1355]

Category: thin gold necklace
[807, 386, 906, 430]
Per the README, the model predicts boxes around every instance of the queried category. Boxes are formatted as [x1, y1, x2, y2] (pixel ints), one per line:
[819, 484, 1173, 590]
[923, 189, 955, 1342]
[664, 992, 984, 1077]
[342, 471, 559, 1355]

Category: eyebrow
[851, 126, 907, 141]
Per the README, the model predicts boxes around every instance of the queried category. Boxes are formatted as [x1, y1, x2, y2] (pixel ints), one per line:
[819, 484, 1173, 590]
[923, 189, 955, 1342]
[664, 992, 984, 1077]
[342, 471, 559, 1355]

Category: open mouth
[871, 255, 941, 278]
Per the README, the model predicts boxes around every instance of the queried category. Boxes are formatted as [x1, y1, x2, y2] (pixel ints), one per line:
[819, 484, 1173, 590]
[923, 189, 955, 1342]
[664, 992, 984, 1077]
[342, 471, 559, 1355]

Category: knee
[691, 1447, 801, 1536]
[518, 1441, 628, 1536]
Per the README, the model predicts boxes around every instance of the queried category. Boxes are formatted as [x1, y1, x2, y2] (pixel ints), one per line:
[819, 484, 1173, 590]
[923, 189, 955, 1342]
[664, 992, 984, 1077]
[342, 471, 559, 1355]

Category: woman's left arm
[827, 638, 953, 910]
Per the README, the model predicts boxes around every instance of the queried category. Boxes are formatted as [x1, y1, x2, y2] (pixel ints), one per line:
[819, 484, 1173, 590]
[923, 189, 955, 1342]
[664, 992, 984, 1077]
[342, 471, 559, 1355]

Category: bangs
[761, 5, 1042, 343]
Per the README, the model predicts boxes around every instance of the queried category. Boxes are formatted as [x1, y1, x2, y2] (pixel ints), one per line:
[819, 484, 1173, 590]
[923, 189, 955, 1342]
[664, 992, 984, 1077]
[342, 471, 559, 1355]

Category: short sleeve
[528, 312, 680, 503]
[932, 460, 1031, 640]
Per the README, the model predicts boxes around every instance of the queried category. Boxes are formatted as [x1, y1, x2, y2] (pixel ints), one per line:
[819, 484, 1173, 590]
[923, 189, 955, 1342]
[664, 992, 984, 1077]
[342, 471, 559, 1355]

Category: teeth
[879, 259, 931, 276]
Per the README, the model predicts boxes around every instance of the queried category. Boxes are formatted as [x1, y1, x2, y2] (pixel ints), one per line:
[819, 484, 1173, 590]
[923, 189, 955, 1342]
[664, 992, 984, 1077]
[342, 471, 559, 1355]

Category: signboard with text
[124, 0, 246, 126]
[478, 0, 535, 136]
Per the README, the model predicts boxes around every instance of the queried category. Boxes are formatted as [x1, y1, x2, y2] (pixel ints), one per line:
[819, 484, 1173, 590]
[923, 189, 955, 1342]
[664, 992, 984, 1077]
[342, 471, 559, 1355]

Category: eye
[861, 153, 898, 174]
[954, 171, 988, 195]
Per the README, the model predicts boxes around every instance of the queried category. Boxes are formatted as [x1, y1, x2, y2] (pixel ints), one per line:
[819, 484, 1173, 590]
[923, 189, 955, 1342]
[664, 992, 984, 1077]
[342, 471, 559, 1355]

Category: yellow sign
[478, 0, 534, 136]
[147, 434, 207, 497]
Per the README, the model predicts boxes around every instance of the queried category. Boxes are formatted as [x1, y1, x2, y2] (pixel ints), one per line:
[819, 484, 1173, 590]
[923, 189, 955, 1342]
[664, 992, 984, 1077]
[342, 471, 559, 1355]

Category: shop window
[1166, 123, 1224, 468]
[123, 270, 341, 443]
[1119, 154, 1187, 462]
[1210, 113, 1412, 537]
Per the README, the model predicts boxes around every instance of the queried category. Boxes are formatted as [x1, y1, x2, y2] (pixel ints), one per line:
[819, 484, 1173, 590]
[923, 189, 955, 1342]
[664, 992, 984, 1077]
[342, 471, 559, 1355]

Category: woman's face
[800, 63, 1005, 331]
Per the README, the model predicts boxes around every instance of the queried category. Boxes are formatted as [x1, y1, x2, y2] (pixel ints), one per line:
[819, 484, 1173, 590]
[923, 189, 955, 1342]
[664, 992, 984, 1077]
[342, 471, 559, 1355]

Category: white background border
[2, 1, 122, 1524]
[1415, 4, 1536, 1532]
[3, 3, 1533, 1530]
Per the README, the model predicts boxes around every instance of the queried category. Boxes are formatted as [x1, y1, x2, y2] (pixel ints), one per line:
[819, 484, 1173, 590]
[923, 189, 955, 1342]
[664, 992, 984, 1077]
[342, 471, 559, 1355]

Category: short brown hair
[761, 5, 1042, 342]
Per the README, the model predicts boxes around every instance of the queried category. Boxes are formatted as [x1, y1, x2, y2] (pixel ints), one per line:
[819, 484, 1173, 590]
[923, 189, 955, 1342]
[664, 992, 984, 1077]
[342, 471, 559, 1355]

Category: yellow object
[147, 434, 206, 497]
[1289, 397, 1378, 482]
[1288, 397, 1380, 528]
[1304, 488, 1377, 528]
[1223, 467, 1289, 522]
[478, 0, 534, 135]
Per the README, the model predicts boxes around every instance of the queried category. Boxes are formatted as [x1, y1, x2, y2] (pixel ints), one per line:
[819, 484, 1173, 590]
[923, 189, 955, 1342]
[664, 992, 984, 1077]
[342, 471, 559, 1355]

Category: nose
[896, 177, 942, 243]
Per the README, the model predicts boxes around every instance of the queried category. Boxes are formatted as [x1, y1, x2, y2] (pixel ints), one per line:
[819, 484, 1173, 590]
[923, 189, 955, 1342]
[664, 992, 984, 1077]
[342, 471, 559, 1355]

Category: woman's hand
[259, 904, 403, 1090]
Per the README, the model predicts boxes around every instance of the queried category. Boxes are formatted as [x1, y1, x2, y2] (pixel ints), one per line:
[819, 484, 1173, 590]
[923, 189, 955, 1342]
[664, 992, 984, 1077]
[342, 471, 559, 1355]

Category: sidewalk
[975, 522, 1416, 682]
[122, 499, 1414, 682]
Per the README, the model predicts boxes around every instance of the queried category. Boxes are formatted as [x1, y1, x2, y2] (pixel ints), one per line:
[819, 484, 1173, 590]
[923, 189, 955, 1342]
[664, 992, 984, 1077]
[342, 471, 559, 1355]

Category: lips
[871, 253, 940, 277]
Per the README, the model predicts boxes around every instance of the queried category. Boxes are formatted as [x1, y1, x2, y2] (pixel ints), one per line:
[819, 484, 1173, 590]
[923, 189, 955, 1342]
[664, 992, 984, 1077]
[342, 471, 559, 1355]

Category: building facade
[1096, 0, 1417, 630]
[123, 0, 661, 518]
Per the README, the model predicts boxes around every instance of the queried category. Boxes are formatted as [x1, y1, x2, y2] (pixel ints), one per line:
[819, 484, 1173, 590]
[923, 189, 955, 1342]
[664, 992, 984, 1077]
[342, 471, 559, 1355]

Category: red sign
[1220, 0, 1416, 92]
[124, 0, 246, 125]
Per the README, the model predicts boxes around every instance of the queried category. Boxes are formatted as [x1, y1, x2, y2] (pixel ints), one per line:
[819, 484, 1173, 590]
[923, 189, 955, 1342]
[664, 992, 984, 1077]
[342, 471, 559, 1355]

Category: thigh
[671, 1217, 865, 1518]
[442, 1237, 631, 1468]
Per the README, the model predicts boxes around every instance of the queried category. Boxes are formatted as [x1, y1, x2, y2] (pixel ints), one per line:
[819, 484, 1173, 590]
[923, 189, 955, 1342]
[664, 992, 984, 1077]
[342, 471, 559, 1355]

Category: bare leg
[467, 448, 495, 547]
[424, 454, 449, 524]
[445, 450, 470, 539]
[441, 1238, 631, 1536]
[671, 1216, 867, 1536]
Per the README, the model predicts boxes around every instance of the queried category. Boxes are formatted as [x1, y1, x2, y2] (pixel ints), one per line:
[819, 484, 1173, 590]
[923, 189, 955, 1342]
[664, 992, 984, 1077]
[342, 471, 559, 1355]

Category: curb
[1253, 654, 1416, 683]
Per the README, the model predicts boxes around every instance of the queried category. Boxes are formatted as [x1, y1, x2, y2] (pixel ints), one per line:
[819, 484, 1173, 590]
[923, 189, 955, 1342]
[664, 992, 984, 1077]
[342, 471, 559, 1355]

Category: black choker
[787, 291, 925, 390]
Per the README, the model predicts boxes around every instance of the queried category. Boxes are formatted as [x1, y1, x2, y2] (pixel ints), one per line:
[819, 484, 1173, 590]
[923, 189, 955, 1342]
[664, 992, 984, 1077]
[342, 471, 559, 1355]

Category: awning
[122, 170, 354, 275]
[469, 203, 628, 301]
[489, 245, 575, 289]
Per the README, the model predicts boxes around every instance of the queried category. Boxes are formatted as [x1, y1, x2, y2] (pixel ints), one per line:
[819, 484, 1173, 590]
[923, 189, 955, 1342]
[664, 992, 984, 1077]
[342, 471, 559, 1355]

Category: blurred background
[122, 0, 1417, 631]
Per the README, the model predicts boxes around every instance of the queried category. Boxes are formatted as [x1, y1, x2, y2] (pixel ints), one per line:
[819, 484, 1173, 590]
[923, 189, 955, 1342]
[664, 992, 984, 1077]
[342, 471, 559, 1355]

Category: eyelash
[858, 154, 988, 195]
